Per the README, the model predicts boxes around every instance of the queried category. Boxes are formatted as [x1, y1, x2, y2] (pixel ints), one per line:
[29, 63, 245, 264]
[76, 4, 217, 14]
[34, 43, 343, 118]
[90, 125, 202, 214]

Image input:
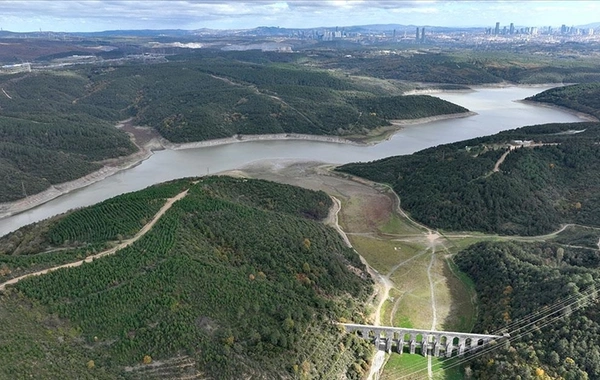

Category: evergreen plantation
[0, 177, 373, 379]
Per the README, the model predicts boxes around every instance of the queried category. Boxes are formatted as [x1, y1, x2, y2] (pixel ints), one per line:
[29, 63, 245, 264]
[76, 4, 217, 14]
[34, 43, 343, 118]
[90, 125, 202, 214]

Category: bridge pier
[397, 338, 404, 354]
[386, 338, 392, 353]
[445, 343, 453, 357]
[340, 323, 503, 358]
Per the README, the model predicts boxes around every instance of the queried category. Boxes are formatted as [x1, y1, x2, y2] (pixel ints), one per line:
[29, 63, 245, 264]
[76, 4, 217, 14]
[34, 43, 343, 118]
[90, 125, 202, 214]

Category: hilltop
[0, 176, 372, 379]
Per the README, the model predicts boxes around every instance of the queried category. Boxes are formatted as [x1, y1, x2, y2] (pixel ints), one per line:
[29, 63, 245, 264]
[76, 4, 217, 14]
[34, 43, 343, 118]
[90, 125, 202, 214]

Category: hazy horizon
[0, 1, 598, 33]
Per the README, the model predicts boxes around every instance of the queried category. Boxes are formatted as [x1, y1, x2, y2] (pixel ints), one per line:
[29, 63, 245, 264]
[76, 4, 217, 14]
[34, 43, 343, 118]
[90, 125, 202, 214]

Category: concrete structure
[341, 323, 504, 358]
[0, 63, 31, 74]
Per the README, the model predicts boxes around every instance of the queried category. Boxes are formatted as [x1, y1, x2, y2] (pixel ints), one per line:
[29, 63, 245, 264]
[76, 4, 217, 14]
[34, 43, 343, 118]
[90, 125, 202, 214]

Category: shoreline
[403, 82, 573, 96]
[161, 132, 365, 150]
[0, 147, 154, 220]
[517, 99, 599, 122]
[390, 111, 477, 126]
[0, 110, 485, 221]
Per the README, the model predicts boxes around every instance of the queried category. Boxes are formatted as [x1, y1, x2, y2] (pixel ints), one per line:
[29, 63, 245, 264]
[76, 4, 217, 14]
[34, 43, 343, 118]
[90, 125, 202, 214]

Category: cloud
[0, 0, 594, 32]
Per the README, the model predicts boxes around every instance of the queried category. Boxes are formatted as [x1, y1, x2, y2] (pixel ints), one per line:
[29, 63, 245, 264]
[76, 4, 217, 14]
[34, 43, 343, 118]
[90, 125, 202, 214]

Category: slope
[337, 121, 600, 235]
[0, 176, 372, 379]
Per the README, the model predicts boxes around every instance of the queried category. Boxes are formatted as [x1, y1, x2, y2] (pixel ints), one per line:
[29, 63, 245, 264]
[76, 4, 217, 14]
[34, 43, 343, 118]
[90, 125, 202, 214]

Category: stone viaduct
[341, 323, 505, 358]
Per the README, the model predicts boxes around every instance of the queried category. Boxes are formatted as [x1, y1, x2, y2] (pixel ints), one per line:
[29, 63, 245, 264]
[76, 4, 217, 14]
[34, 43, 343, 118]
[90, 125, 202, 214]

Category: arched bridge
[341, 323, 505, 358]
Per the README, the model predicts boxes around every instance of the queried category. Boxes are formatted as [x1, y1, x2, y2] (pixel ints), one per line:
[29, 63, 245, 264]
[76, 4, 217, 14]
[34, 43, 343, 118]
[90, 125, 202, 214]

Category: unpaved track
[326, 196, 390, 380]
[0, 189, 189, 291]
[493, 149, 511, 172]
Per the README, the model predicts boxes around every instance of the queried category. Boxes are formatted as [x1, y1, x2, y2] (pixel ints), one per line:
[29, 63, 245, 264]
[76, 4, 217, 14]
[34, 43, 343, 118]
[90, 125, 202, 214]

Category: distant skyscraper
[509, 23, 514, 34]
[416, 27, 420, 41]
[421, 27, 425, 42]
[561, 24, 567, 34]
[495, 22, 500, 35]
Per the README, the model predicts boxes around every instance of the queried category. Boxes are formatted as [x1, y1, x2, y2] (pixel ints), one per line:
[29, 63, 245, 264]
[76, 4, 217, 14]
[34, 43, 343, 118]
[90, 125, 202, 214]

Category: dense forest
[319, 50, 600, 85]
[4, 47, 599, 203]
[0, 53, 469, 203]
[527, 83, 600, 119]
[454, 241, 600, 379]
[0, 176, 373, 379]
[337, 121, 600, 235]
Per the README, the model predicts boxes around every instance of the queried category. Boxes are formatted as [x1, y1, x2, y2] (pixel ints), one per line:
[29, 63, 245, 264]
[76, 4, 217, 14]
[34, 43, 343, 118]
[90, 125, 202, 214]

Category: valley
[2, 28, 600, 379]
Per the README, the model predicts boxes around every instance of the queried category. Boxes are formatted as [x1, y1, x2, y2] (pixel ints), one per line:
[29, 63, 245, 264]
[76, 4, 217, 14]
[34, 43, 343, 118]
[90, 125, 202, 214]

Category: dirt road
[0, 189, 189, 292]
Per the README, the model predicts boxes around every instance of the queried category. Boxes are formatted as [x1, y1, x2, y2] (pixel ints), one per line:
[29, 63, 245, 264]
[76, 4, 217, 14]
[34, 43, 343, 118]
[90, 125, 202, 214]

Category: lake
[0, 86, 587, 236]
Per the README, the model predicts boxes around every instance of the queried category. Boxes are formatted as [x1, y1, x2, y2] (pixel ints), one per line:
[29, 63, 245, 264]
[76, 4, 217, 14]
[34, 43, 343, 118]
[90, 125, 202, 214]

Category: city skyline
[0, 1, 598, 33]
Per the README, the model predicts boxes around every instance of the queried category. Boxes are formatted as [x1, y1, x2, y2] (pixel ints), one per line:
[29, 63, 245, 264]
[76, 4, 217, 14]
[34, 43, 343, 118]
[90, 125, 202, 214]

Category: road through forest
[0, 189, 189, 291]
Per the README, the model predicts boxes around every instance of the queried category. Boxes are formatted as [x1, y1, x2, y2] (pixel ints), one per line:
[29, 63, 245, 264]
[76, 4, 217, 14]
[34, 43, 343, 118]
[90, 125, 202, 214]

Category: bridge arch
[339, 323, 504, 358]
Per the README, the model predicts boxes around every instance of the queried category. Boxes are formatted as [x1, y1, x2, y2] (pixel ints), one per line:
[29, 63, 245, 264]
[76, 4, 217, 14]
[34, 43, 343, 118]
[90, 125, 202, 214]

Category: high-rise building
[494, 22, 500, 35]
[416, 27, 420, 41]
[509, 23, 514, 34]
[421, 27, 425, 42]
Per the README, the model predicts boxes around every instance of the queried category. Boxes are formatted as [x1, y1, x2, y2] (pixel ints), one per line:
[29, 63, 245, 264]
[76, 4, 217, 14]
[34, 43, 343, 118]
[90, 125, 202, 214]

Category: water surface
[0, 87, 586, 236]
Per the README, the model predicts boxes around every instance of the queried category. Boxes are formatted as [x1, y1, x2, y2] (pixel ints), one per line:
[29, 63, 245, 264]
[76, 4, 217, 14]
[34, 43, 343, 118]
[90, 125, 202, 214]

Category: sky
[0, 1, 598, 33]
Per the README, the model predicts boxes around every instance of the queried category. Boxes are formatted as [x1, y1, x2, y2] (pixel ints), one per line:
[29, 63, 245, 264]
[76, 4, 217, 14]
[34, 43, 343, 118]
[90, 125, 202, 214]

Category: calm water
[0, 86, 587, 236]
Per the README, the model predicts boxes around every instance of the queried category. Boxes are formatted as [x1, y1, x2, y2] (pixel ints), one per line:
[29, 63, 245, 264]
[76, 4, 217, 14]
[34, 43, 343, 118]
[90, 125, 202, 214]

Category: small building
[0, 63, 31, 74]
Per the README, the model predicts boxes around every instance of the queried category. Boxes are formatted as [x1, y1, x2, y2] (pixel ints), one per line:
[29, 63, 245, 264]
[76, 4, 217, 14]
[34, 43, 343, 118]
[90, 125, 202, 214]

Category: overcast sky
[0, 1, 598, 33]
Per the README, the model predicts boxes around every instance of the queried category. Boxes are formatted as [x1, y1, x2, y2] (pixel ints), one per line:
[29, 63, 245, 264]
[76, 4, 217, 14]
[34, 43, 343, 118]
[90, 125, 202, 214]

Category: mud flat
[161, 133, 364, 150]
[390, 111, 477, 126]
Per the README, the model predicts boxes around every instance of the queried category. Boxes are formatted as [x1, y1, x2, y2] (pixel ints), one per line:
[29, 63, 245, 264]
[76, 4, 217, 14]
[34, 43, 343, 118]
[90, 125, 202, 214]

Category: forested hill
[0, 54, 468, 203]
[526, 83, 600, 119]
[337, 121, 600, 235]
[455, 240, 599, 379]
[0, 176, 373, 379]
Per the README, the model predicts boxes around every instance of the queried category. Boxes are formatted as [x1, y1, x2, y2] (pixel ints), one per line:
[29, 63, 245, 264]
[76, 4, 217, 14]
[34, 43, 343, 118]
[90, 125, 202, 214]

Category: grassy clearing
[324, 174, 481, 379]
[349, 236, 423, 274]
[338, 197, 371, 232]
[381, 353, 428, 379]
[382, 354, 464, 380]
[378, 209, 424, 235]
[436, 257, 476, 332]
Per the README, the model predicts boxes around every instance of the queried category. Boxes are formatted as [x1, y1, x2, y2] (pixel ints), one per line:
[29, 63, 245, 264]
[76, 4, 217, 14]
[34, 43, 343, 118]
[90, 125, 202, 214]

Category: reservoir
[0, 86, 588, 236]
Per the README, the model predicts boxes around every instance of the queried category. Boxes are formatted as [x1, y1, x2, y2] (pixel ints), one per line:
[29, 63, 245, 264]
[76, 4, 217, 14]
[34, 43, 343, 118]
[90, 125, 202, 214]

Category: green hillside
[455, 240, 599, 379]
[0, 54, 469, 203]
[0, 176, 372, 379]
[337, 121, 600, 235]
[527, 83, 600, 119]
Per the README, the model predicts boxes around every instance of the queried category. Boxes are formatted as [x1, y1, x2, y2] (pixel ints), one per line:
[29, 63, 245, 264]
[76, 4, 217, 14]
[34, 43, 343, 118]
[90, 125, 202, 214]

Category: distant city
[223, 22, 600, 47]
[484, 22, 594, 37]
